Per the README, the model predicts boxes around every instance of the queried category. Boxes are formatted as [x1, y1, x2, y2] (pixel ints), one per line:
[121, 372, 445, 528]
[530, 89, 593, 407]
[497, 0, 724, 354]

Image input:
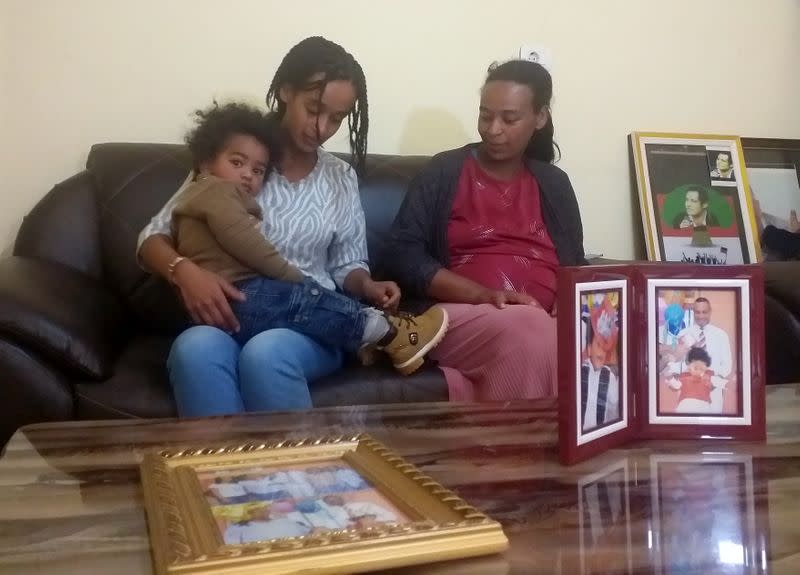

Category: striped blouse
[137, 149, 369, 291]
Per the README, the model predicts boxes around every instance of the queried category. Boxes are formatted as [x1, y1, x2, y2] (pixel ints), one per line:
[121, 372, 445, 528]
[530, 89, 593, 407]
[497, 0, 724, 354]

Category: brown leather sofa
[0, 143, 448, 447]
[2, 143, 799, 448]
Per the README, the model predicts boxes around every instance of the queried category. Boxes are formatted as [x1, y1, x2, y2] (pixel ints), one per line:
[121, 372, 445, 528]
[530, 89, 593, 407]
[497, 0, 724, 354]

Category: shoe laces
[389, 311, 418, 329]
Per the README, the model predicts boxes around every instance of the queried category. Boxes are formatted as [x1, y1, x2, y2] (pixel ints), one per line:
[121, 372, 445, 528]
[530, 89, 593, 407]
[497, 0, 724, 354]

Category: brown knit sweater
[172, 176, 304, 284]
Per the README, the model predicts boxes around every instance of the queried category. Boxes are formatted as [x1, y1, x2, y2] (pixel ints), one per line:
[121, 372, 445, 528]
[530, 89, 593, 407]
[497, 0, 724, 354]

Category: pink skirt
[429, 303, 557, 402]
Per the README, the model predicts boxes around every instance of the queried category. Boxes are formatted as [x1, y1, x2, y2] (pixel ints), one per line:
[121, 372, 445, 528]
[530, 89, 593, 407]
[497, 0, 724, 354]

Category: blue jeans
[231, 277, 367, 353]
[167, 325, 344, 417]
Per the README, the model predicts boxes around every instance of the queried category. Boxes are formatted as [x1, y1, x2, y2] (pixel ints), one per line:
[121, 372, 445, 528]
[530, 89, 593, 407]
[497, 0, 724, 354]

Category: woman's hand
[479, 289, 541, 309]
[789, 209, 800, 233]
[362, 279, 401, 313]
[172, 260, 245, 332]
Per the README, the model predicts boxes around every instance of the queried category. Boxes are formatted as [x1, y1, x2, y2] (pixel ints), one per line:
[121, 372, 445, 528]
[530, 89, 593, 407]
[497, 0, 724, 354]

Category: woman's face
[478, 80, 547, 162]
[279, 75, 356, 153]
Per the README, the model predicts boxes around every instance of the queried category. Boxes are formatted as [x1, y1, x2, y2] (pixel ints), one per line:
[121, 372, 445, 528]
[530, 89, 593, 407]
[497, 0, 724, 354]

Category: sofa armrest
[0, 256, 128, 379]
[764, 261, 800, 316]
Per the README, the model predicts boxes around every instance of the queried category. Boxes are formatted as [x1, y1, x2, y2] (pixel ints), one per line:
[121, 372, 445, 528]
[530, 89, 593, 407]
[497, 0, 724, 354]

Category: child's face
[589, 340, 606, 371]
[202, 134, 269, 194]
[687, 360, 708, 378]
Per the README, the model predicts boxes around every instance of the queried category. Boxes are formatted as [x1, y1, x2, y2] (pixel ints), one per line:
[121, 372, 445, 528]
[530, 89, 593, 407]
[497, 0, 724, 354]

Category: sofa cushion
[311, 359, 448, 406]
[75, 335, 175, 420]
[0, 257, 127, 379]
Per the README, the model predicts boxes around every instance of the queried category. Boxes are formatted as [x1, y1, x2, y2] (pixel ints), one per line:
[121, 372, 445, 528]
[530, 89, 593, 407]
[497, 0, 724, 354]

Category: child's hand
[363, 279, 401, 313]
[710, 375, 728, 389]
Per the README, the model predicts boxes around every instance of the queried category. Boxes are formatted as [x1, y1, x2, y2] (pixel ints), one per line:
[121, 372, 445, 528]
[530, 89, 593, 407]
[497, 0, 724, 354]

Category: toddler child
[170, 102, 448, 375]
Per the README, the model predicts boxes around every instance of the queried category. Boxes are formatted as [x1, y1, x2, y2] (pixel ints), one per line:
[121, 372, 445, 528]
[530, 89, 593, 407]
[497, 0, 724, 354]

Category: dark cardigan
[383, 144, 587, 300]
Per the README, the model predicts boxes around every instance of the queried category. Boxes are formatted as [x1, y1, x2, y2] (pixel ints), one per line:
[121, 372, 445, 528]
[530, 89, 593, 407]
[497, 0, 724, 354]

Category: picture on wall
[630, 133, 761, 265]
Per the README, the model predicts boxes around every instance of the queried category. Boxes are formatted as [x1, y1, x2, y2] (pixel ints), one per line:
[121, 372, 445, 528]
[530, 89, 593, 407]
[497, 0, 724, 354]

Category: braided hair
[485, 60, 560, 163]
[266, 36, 368, 175]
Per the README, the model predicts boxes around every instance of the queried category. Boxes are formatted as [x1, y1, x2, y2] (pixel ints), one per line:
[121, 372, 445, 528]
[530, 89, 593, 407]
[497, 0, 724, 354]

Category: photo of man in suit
[672, 187, 720, 229]
[709, 151, 736, 181]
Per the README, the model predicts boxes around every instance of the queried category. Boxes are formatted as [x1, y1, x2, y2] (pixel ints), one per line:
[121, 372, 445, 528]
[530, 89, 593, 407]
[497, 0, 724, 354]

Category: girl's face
[279, 75, 356, 154]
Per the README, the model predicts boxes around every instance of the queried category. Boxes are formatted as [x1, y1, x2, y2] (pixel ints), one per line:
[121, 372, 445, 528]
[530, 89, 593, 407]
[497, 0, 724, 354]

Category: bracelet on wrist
[168, 256, 188, 284]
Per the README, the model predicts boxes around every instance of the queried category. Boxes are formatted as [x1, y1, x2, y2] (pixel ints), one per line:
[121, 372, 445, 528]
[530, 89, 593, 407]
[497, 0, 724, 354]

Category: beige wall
[2, 0, 800, 258]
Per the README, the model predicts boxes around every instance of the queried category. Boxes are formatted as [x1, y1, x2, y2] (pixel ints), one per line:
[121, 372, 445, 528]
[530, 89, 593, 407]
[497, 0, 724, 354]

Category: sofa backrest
[15, 142, 431, 334]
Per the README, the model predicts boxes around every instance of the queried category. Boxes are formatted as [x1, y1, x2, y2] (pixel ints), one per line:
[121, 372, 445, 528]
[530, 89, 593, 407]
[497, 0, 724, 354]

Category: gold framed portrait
[629, 132, 761, 265]
[140, 434, 508, 574]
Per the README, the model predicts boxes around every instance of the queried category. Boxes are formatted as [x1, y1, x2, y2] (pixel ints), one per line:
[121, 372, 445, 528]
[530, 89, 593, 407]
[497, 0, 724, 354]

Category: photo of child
[196, 462, 409, 545]
[655, 287, 739, 417]
[579, 289, 622, 435]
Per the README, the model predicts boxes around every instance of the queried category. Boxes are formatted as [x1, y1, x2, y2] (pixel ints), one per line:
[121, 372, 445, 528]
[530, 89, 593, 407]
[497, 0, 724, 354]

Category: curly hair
[185, 102, 280, 173]
[686, 346, 711, 367]
[265, 36, 368, 175]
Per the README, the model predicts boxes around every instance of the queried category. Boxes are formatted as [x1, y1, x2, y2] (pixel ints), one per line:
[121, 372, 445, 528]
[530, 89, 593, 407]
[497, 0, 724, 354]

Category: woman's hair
[185, 102, 280, 173]
[266, 36, 368, 175]
[485, 60, 559, 163]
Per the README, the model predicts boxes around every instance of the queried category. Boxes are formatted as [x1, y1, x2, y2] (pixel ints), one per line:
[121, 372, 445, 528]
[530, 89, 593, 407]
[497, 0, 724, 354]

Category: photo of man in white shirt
[666, 297, 733, 379]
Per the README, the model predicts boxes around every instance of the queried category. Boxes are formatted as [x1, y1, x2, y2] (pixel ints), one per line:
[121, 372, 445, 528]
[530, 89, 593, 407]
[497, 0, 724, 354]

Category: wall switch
[519, 45, 553, 72]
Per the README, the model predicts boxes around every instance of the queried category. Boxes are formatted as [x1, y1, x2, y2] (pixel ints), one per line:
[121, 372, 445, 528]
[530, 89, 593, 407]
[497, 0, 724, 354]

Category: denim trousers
[167, 325, 345, 417]
[230, 277, 367, 353]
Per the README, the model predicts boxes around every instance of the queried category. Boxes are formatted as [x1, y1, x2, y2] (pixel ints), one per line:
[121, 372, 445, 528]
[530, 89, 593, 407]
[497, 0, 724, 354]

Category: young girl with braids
[138, 37, 443, 415]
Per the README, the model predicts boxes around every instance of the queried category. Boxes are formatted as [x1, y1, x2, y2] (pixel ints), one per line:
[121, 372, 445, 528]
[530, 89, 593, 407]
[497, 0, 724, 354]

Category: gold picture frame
[630, 132, 762, 265]
[140, 434, 508, 574]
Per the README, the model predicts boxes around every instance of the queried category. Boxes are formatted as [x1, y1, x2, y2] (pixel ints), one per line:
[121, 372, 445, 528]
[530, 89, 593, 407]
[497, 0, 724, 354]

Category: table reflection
[572, 453, 768, 575]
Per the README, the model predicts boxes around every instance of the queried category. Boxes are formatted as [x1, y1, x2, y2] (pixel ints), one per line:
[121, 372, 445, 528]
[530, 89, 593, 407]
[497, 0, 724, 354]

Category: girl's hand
[173, 260, 245, 332]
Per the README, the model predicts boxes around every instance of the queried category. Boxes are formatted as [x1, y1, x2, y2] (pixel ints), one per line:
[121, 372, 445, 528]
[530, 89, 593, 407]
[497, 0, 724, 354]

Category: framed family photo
[558, 264, 766, 466]
[638, 266, 766, 440]
[558, 267, 633, 465]
[630, 132, 762, 265]
[140, 434, 508, 574]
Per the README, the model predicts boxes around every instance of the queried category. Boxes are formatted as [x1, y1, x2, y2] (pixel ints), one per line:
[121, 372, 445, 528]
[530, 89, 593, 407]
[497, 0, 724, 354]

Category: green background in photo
[661, 185, 734, 227]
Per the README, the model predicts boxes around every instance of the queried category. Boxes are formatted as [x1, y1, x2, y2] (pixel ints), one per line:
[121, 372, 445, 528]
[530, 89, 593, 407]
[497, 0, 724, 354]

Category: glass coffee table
[2, 385, 800, 574]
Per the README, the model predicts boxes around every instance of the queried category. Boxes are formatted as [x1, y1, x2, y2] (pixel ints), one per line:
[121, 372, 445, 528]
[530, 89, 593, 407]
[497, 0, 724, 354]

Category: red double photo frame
[558, 264, 766, 466]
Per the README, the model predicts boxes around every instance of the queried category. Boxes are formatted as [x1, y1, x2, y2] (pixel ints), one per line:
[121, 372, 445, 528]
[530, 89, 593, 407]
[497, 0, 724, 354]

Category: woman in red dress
[384, 60, 585, 400]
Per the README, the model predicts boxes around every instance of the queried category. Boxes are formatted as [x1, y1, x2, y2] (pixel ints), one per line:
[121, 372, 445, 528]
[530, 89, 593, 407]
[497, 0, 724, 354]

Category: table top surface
[2, 385, 800, 575]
